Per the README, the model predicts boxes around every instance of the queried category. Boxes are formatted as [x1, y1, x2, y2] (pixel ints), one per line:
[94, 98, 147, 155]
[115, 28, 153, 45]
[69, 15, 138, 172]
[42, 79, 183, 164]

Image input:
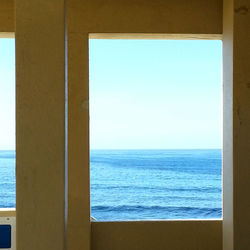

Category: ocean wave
[91, 185, 221, 194]
[0, 203, 15, 208]
[92, 204, 221, 215]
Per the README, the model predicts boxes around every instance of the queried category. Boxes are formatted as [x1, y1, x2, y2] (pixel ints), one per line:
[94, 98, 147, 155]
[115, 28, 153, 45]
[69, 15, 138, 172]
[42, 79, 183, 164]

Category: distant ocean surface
[90, 149, 222, 221]
[0, 150, 15, 208]
[0, 149, 222, 221]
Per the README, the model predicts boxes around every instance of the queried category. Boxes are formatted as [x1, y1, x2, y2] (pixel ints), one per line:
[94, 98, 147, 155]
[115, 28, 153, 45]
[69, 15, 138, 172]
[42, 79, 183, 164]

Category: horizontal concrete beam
[92, 220, 222, 250]
[69, 0, 223, 34]
[0, 0, 14, 33]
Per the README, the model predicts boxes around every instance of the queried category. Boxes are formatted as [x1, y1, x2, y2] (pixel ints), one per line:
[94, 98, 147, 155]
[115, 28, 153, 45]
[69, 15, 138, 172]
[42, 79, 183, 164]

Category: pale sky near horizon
[0, 39, 222, 150]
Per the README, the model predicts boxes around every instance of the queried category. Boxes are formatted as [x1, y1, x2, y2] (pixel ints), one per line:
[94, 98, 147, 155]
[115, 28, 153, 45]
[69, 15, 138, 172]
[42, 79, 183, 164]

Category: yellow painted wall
[67, 1, 223, 250]
[68, 0, 222, 34]
[0, 0, 14, 34]
[0, 0, 249, 250]
[92, 221, 222, 250]
[223, 0, 250, 249]
[15, 0, 66, 250]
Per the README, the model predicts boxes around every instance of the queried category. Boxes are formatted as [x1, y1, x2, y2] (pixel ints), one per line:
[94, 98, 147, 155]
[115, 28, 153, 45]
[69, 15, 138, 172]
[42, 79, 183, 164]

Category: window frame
[67, 1, 225, 249]
[2, 0, 240, 249]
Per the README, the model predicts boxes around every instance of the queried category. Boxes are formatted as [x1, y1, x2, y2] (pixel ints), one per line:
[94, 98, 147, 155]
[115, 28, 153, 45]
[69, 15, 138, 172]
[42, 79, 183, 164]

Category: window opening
[0, 39, 15, 208]
[89, 39, 222, 221]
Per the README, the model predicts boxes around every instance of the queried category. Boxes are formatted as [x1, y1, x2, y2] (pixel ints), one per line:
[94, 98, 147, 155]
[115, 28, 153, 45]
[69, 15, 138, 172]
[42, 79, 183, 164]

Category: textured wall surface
[223, 0, 250, 249]
[4, 0, 250, 250]
[92, 221, 222, 250]
[67, 1, 223, 250]
[68, 0, 222, 34]
[0, 0, 14, 34]
[15, 1, 66, 250]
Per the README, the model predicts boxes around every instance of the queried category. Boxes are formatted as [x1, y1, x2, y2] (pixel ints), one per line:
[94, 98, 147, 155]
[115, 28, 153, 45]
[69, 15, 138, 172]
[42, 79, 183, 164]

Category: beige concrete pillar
[15, 1, 66, 250]
[223, 0, 250, 249]
[0, 0, 14, 34]
[67, 30, 91, 250]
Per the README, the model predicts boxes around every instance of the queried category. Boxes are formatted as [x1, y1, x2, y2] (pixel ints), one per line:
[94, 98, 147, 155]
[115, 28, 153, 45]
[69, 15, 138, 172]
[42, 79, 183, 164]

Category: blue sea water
[0, 149, 222, 221]
[90, 149, 222, 221]
[0, 150, 15, 208]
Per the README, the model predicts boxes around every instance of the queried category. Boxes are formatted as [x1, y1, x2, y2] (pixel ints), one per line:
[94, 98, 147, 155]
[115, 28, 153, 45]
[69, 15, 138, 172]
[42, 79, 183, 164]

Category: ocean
[0, 150, 15, 208]
[90, 149, 222, 221]
[0, 149, 222, 221]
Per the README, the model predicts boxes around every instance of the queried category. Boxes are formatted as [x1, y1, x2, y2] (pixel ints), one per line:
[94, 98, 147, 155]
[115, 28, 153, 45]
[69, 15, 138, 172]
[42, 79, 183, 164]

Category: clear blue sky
[89, 39, 222, 149]
[0, 39, 222, 150]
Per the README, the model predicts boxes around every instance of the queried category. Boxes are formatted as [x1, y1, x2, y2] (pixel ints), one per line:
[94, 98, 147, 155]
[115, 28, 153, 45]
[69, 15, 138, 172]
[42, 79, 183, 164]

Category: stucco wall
[1, 0, 249, 250]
